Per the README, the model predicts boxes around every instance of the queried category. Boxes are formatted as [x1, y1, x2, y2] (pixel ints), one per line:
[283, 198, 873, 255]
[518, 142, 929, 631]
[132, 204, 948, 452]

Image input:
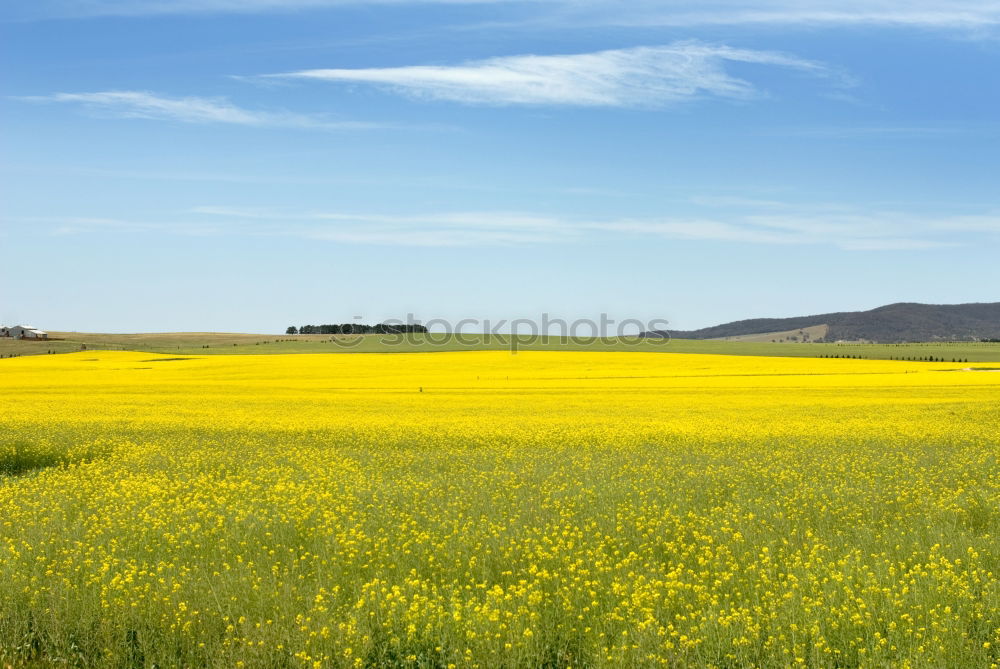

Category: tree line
[287, 323, 429, 335]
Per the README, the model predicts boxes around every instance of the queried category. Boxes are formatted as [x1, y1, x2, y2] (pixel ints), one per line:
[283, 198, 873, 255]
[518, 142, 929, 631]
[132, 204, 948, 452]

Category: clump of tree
[287, 323, 429, 335]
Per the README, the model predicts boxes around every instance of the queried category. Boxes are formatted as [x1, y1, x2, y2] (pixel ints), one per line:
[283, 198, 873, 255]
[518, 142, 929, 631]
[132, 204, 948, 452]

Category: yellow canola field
[1, 351, 999, 668]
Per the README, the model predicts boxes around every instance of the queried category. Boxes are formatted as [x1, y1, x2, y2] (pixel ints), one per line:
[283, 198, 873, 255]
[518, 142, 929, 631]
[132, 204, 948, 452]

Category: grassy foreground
[5, 330, 1000, 362]
[2, 351, 999, 667]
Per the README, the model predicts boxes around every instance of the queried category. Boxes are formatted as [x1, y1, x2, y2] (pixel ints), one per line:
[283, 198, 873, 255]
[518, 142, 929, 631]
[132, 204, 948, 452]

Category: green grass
[3, 331, 999, 362]
[0, 339, 89, 358]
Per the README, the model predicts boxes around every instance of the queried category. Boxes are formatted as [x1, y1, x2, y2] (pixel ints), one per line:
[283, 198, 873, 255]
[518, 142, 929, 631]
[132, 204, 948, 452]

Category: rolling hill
[650, 302, 1000, 343]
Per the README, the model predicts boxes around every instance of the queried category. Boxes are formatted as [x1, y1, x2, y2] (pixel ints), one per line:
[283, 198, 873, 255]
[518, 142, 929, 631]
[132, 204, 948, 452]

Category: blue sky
[2, 1, 999, 333]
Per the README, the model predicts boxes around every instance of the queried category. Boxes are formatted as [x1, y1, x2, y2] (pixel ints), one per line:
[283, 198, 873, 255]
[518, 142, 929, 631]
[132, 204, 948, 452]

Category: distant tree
[286, 326, 298, 335]
[295, 322, 429, 335]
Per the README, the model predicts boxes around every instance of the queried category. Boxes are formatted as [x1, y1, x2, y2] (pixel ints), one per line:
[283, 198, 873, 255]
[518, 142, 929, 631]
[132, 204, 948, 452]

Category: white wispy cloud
[266, 43, 841, 107]
[926, 215, 1000, 234]
[6, 0, 518, 20]
[187, 204, 998, 249]
[16, 91, 383, 130]
[22, 204, 996, 249]
[188, 207, 575, 246]
[17, 215, 219, 237]
[36, 216, 159, 236]
[11, 0, 1000, 30]
[584, 1, 1000, 30]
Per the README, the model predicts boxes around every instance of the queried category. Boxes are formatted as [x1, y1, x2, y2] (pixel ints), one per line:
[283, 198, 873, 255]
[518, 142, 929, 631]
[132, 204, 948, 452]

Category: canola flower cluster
[1, 351, 999, 668]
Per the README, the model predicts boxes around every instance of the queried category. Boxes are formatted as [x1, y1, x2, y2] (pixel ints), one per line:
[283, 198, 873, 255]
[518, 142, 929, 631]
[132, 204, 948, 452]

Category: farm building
[3, 325, 48, 339]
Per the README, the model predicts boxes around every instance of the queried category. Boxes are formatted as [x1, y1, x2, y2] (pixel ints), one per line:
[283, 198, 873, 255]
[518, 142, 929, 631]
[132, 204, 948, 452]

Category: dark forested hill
[649, 302, 1000, 343]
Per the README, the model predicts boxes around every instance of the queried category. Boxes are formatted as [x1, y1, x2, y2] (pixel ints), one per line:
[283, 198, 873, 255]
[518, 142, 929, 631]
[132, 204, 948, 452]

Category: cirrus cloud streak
[267, 43, 844, 108]
[16, 91, 387, 130]
[181, 204, 998, 250]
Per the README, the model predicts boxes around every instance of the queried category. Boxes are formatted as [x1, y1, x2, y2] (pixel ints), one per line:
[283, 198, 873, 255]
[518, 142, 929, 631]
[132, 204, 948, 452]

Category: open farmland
[4, 331, 1000, 363]
[2, 351, 1000, 667]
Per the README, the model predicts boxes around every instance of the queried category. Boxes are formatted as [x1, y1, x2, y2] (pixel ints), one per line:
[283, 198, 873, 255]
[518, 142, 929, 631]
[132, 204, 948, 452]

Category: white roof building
[5, 325, 48, 339]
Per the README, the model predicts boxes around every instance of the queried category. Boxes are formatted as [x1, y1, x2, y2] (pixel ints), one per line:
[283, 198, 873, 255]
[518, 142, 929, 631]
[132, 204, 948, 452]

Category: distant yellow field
[2, 351, 999, 667]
